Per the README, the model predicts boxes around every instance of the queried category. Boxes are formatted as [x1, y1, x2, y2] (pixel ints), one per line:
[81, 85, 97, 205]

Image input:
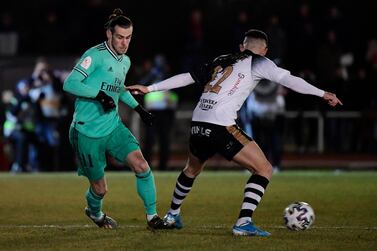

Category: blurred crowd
[1, 1, 376, 108]
[1, 0, 377, 171]
[0, 58, 74, 172]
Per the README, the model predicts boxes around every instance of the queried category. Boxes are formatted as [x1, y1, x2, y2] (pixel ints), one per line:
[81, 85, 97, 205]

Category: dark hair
[244, 29, 268, 44]
[192, 50, 254, 86]
[211, 51, 253, 70]
[193, 29, 267, 86]
[104, 8, 132, 31]
[211, 29, 267, 70]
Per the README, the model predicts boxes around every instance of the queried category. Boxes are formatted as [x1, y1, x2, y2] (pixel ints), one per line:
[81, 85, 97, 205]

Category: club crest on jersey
[80, 56, 92, 70]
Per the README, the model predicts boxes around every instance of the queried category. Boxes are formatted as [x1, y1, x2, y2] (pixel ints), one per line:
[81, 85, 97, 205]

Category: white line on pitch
[0, 225, 376, 230]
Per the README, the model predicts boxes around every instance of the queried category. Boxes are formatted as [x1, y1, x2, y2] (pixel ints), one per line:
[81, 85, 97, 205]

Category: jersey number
[203, 65, 233, 94]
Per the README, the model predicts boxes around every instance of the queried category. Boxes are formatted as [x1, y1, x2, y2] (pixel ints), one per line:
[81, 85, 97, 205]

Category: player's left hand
[95, 90, 116, 112]
[134, 105, 155, 126]
[323, 92, 343, 107]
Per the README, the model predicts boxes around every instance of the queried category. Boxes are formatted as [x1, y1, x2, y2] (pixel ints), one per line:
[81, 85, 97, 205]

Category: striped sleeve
[63, 69, 98, 98]
[62, 48, 99, 98]
[73, 48, 99, 77]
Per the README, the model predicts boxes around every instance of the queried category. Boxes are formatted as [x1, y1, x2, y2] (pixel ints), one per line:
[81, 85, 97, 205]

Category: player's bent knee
[253, 162, 273, 179]
[91, 185, 108, 197]
[133, 160, 150, 173]
[262, 163, 273, 178]
[95, 188, 107, 197]
[97, 190, 107, 197]
[184, 165, 202, 177]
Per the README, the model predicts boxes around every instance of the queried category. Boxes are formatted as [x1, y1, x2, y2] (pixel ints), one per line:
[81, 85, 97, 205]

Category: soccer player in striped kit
[127, 29, 342, 236]
[63, 8, 172, 230]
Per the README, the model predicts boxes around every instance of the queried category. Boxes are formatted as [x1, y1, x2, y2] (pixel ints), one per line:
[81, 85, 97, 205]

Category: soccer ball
[284, 202, 315, 231]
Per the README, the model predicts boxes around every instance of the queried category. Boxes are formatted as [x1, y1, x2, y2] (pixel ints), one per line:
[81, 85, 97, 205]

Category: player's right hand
[323, 92, 343, 107]
[95, 90, 116, 112]
[125, 85, 150, 95]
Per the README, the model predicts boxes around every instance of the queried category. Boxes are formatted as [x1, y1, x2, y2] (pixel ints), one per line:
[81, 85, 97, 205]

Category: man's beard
[112, 41, 126, 55]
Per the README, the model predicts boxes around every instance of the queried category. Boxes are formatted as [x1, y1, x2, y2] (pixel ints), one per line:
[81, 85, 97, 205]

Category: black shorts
[189, 121, 252, 162]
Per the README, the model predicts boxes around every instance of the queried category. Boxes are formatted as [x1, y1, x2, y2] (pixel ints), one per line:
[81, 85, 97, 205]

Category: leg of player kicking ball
[164, 152, 206, 229]
[126, 150, 173, 229]
[231, 141, 273, 236]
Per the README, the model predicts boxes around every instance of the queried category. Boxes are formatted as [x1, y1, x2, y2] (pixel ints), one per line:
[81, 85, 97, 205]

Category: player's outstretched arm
[126, 85, 150, 95]
[323, 91, 343, 107]
[278, 74, 343, 107]
[126, 73, 195, 95]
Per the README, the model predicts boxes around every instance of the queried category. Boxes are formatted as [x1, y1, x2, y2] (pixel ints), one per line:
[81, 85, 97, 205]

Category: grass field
[0, 170, 376, 251]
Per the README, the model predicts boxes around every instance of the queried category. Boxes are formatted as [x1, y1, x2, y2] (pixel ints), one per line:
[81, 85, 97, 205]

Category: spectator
[231, 10, 250, 52]
[1, 90, 14, 171]
[242, 81, 286, 172]
[182, 8, 206, 72]
[141, 54, 178, 170]
[29, 58, 63, 171]
[265, 14, 287, 66]
[288, 2, 317, 75]
[0, 12, 19, 56]
[3, 80, 39, 172]
[37, 8, 65, 54]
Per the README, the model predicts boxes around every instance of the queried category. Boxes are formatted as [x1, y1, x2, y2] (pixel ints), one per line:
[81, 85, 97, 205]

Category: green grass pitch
[0, 171, 376, 250]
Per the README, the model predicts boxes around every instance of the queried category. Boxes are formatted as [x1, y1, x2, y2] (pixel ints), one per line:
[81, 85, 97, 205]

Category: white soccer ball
[284, 202, 315, 231]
